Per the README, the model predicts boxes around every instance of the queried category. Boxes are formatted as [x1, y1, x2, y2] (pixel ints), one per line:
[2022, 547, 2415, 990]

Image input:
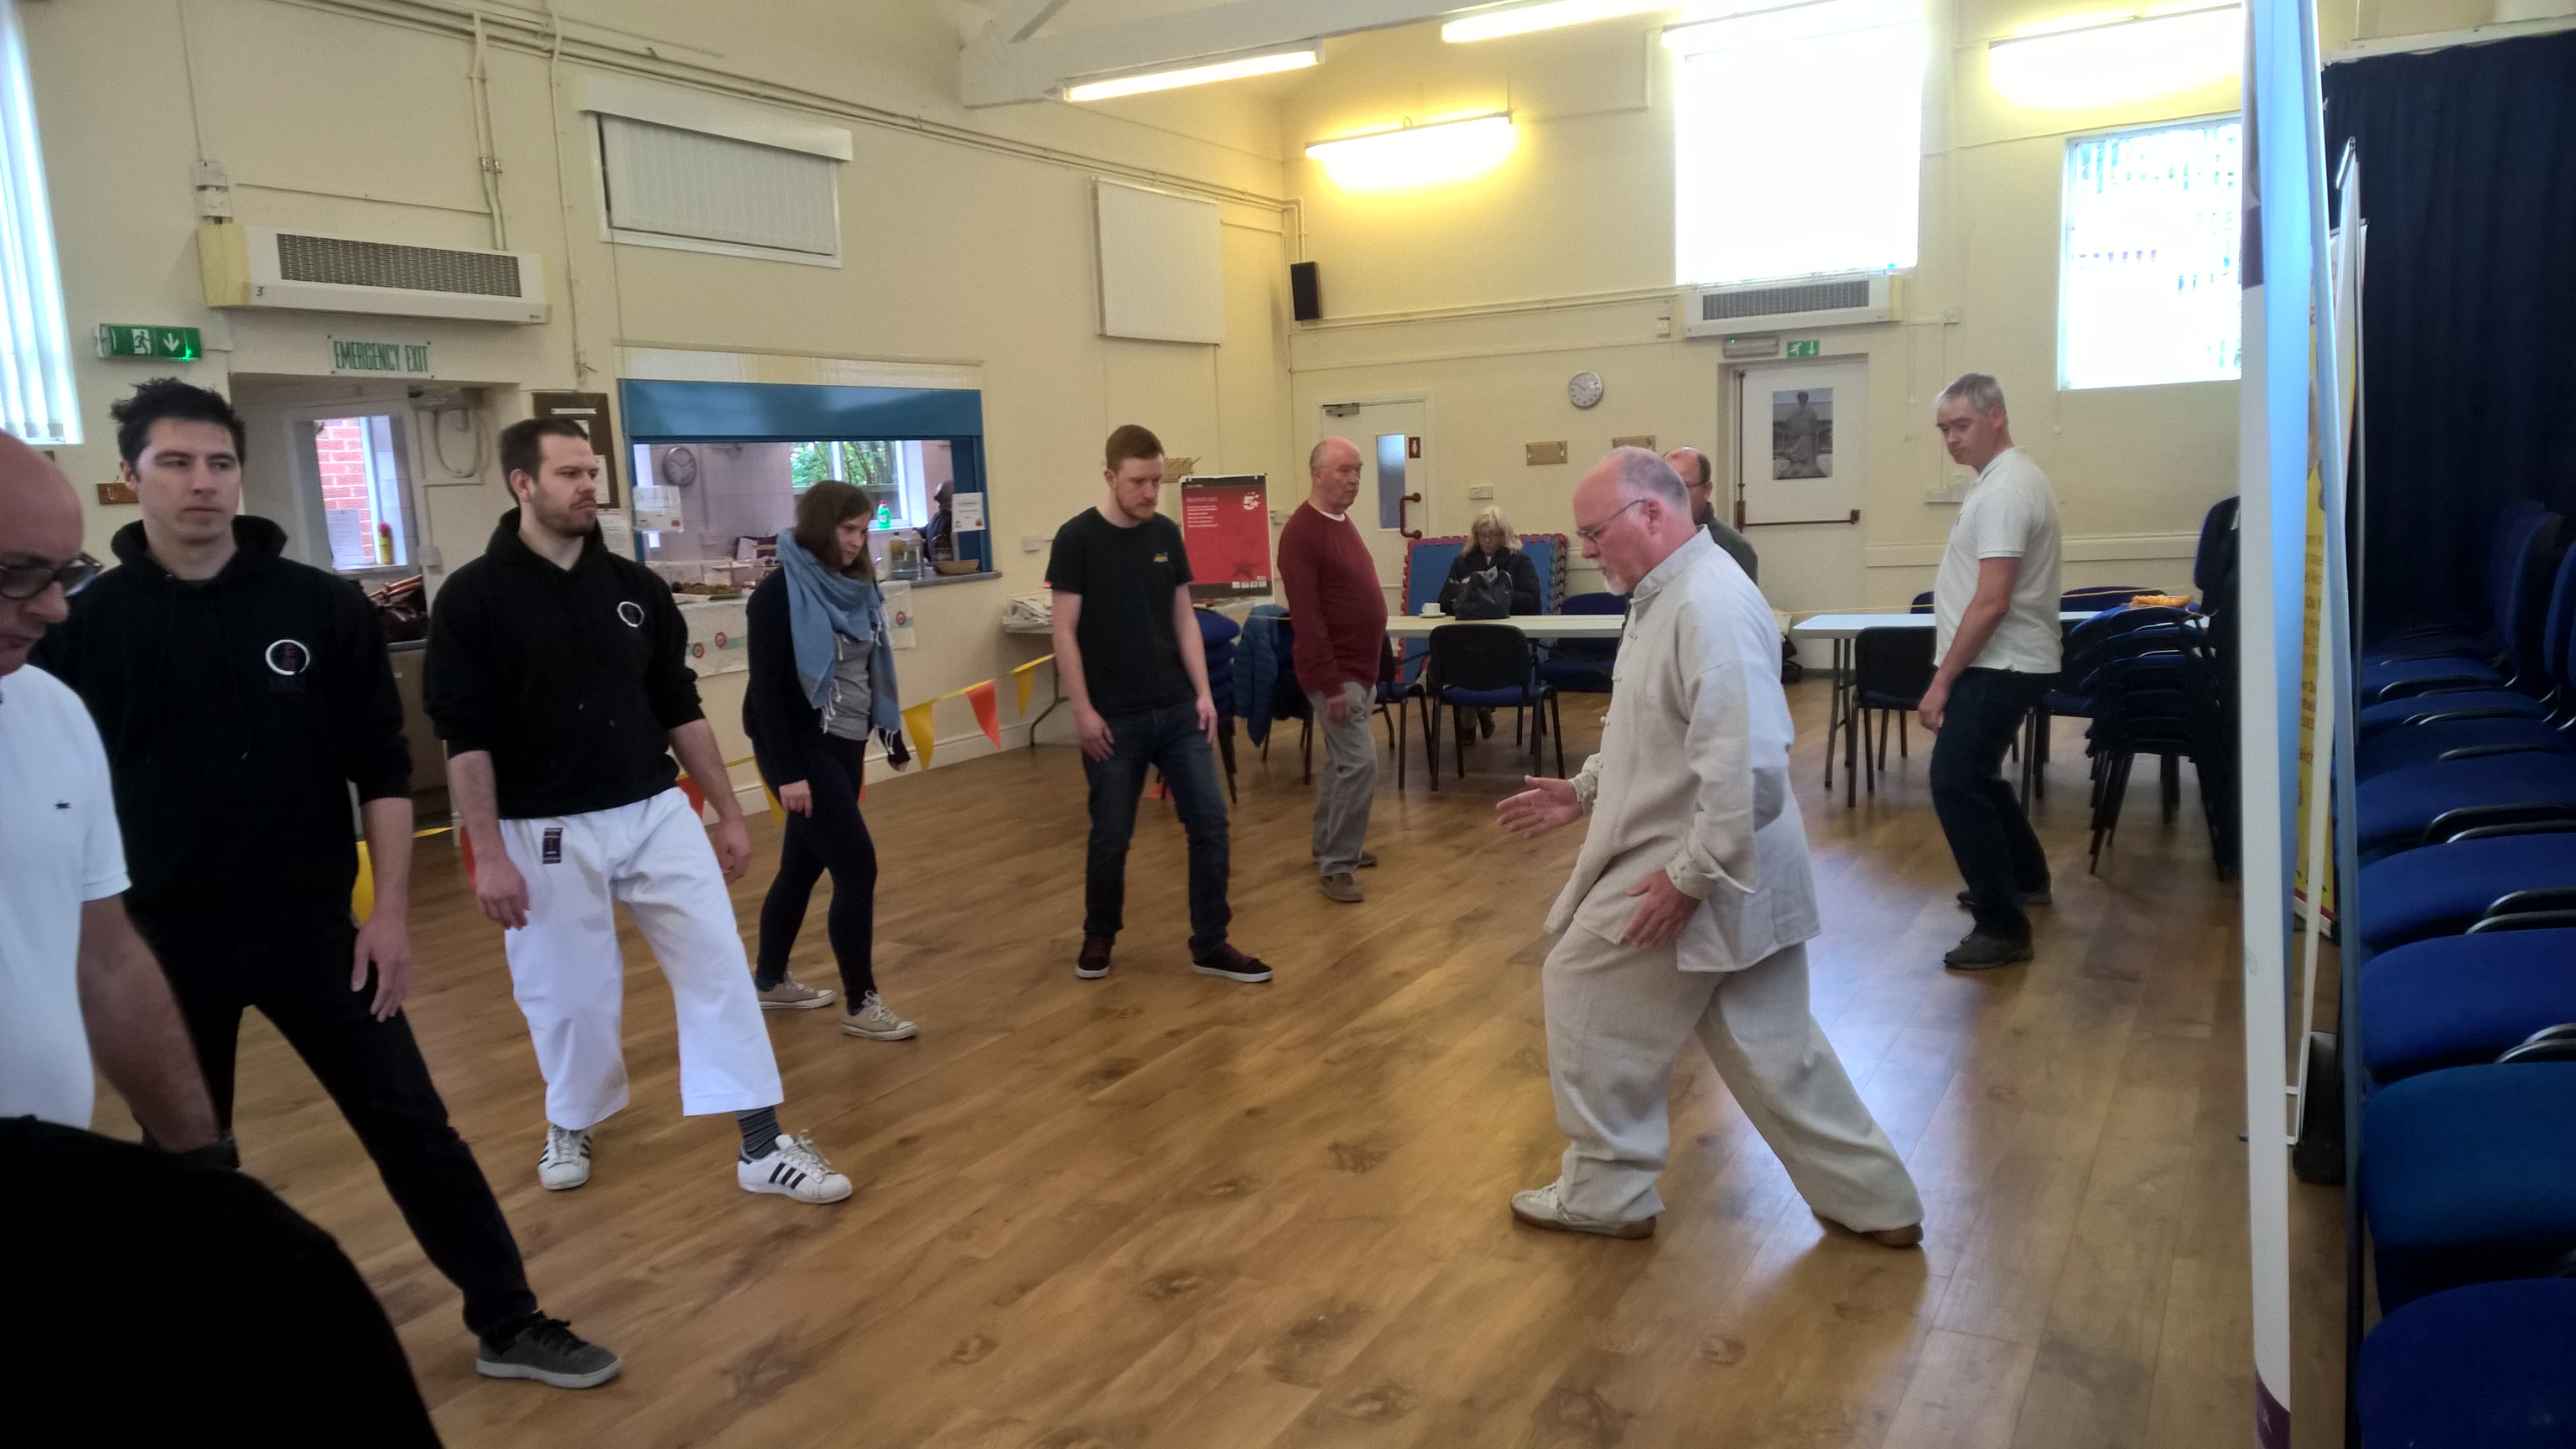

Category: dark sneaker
[1943, 932, 2034, 970]
[476, 1316, 622, 1389]
[1076, 934, 1114, 980]
[1192, 944, 1273, 984]
[1955, 888, 2052, 910]
[1319, 872, 1363, 904]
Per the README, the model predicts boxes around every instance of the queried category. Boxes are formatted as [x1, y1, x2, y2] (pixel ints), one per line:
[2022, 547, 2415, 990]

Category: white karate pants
[499, 788, 782, 1130]
[1542, 932, 1923, 1231]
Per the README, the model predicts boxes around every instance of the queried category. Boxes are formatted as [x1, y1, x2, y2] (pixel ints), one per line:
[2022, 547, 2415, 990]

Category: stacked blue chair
[2355, 538, 2576, 781]
[2359, 507, 2561, 705]
[2356, 1278, 2576, 1447]
[1194, 608, 1242, 802]
[2360, 499, 2546, 665]
[2360, 1061, 2576, 1311]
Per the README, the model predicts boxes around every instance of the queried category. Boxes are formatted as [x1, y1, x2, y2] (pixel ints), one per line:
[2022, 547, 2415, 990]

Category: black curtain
[2323, 31, 2576, 641]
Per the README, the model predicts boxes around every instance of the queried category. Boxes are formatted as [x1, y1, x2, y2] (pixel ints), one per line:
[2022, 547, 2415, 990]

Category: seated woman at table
[1437, 506, 1544, 617]
[1437, 506, 1545, 740]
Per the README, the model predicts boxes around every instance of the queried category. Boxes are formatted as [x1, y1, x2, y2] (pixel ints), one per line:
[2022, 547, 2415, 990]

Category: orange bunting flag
[967, 680, 1001, 748]
[902, 699, 938, 768]
[1012, 656, 1050, 715]
[677, 773, 709, 819]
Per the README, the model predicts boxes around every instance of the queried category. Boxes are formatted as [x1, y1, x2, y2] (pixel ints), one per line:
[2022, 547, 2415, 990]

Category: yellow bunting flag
[902, 699, 938, 768]
[762, 786, 786, 824]
[967, 680, 1002, 749]
[1012, 655, 1052, 715]
[352, 840, 375, 923]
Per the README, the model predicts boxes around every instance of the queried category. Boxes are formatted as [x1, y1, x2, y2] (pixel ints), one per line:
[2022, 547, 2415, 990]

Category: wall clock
[660, 445, 699, 487]
[1568, 371, 1605, 409]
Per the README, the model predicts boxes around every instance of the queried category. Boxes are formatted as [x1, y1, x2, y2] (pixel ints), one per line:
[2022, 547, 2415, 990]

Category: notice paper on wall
[951, 491, 985, 532]
[598, 509, 636, 559]
[1177, 474, 1271, 602]
[632, 484, 681, 532]
[881, 580, 916, 649]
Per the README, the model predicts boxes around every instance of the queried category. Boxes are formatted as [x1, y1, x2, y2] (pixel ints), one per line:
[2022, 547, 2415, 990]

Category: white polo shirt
[1933, 446, 2064, 673]
[0, 663, 129, 1130]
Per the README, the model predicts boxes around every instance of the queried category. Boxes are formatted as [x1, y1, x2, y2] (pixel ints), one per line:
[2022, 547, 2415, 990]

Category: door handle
[1399, 492, 1424, 540]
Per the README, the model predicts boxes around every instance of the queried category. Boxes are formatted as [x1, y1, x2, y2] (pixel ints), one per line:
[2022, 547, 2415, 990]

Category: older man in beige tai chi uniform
[1496, 448, 1923, 1244]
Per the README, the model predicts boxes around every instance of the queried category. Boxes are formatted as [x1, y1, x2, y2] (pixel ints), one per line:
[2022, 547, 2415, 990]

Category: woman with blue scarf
[743, 480, 916, 1041]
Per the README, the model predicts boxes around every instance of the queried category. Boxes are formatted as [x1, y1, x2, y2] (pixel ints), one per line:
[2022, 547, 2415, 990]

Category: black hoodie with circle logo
[423, 509, 703, 821]
[29, 516, 409, 928]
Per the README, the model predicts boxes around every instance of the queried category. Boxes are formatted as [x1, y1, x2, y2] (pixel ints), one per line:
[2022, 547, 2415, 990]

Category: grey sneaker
[538, 1124, 590, 1191]
[1319, 871, 1364, 903]
[1509, 1183, 1654, 1239]
[1943, 932, 2035, 969]
[476, 1316, 622, 1389]
[839, 991, 917, 1041]
[757, 975, 837, 1011]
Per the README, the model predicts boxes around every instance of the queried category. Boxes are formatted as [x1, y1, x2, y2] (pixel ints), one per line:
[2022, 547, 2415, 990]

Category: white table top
[1791, 610, 2105, 639]
[1385, 613, 1628, 640]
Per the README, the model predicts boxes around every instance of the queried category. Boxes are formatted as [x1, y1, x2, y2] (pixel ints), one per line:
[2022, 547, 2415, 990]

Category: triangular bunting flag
[902, 699, 938, 768]
[967, 680, 1001, 748]
[677, 772, 709, 819]
[1013, 656, 1048, 715]
[762, 785, 785, 824]
[352, 840, 376, 922]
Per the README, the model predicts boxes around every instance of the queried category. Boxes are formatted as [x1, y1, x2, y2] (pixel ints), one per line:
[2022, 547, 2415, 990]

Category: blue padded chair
[2360, 1062, 2576, 1311]
[2360, 500, 2548, 666]
[2354, 752, 2576, 861]
[1194, 608, 1242, 802]
[1909, 590, 1934, 614]
[1518, 534, 1566, 614]
[2355, 543, 2576, 776]
[2355, 830, 2576, 953]
[2356, 1278, 2576, 1449]
[1540, 591, 1625, 778]
[1398, 537, 1466, 688]
[2359, 511, 2561, 703]
[2359, 928, 2576, 1086]
[1419, 622, 1547, 788]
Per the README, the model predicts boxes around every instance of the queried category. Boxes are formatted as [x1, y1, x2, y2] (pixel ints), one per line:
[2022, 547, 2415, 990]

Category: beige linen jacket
[1545, 532, 1820, 971]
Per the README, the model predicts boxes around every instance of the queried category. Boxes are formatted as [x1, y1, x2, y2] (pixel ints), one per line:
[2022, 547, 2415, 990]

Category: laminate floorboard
[90, 678, 2351, 1446]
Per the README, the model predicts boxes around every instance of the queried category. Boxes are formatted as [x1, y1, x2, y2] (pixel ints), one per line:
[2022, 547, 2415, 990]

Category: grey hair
[1607, 447, 1689, 510]
[1936, 371, 2008, 418]
[1309, 436, 1358, 471]
[1470, 504, 1518, 551]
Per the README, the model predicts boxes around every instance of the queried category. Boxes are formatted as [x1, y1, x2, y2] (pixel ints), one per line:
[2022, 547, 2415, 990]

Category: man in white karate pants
[1498, 449, 1923, 1244]
[428, 418, 848, 1206]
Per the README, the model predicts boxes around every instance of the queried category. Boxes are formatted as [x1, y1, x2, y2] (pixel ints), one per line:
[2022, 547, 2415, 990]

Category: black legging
[756, 735, 878, 1006]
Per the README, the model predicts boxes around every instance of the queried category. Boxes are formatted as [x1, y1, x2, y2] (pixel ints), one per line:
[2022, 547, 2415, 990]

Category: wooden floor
[104, 678, 2353, 1447]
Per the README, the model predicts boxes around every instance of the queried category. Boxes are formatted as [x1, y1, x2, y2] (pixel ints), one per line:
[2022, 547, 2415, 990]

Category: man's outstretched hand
[1497, 776, 1582, 840]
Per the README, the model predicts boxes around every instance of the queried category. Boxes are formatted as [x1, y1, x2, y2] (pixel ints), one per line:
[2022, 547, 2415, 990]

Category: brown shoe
[1815, 1210, 1924, 1249]
[1310, 849, 1379, 868]
[1075, 934, 1114, 980]
[1319, 872, 1363, 903]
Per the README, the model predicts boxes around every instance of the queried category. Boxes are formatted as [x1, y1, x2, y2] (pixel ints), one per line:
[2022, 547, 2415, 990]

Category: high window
[0, 0, 76, 444]
[2060, 117, 2242, 390]
[1670, 0, 1926, 287]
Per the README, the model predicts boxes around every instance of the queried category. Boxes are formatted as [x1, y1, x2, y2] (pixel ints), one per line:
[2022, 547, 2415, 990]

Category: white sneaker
[839, 991, 917, 1041]
[757, 975, 837, 1011]
[538, 1125, 591, 1191]
[736, 1132, 852, 1204]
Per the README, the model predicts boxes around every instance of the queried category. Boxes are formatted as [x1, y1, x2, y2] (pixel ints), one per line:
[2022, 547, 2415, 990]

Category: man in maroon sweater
[1277, 437, 1389, 903]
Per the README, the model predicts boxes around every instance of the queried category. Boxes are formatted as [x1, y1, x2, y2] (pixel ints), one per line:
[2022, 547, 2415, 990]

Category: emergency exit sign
[96, 324, 201, 361]
[1786, 339, 1822, 358]
[329, 337, 433, 377]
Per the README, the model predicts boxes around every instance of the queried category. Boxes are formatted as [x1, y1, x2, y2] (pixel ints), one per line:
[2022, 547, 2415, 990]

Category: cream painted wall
[23, 0, 1299, 793]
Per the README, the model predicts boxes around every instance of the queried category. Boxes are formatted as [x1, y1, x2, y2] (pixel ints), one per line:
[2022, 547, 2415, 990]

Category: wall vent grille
[1700, 278, 1872, 322]
[276, 233, 527, 298]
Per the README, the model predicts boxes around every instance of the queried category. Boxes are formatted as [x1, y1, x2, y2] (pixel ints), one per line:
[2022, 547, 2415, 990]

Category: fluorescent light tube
[1065, 48, 1317, 102]
[1304, 114, 1518, 190]
[1443, 0, 1673, 42]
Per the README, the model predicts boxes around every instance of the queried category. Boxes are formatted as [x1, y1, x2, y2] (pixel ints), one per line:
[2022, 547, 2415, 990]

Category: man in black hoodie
[34, 379, 620, 1389]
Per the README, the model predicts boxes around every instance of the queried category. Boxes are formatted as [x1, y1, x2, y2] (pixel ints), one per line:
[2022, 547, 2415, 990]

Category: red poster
[1178, 475, 1272, 601]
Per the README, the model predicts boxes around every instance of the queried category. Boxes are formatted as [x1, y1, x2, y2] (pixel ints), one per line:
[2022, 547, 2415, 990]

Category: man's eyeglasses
[0, 553, 102, 601]
[1575, 499, 1646, 546]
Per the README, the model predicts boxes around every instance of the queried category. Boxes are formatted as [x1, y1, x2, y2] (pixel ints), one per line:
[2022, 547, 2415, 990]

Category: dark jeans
[1083, 701, 1232, 958]
[756, 736, 877, 1005]
[138, 910, 540, 1338]
[1929, 667, 2053, 941]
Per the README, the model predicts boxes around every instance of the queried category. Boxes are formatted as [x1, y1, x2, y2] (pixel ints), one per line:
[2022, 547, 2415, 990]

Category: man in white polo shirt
[1920, 373, 2063, 970]
[0, 433, 221, 1148]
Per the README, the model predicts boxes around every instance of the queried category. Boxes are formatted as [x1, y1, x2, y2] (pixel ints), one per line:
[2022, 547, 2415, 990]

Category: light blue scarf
[776, 533, 901, 727]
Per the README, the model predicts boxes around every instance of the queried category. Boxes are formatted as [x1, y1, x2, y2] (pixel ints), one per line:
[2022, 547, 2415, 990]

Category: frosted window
[600, 115, 839, 259]
[2060, 117, 2242, 390]
[1671, 0, 1925, 287]
[0, 0, 75, 445]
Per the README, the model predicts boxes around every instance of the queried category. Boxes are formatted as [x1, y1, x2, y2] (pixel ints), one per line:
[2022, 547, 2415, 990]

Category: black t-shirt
[1046, 506, 1194, 716]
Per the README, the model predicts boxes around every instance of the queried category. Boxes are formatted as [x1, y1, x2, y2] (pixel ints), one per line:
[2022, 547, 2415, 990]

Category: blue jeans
[1083, 701, 1232, 958]
[1929, 667, 2053, 940]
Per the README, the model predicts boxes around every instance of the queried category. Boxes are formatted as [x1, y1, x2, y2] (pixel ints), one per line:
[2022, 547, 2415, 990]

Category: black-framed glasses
[1574, 499, 1646, 546]
[0, 553, 101, 601]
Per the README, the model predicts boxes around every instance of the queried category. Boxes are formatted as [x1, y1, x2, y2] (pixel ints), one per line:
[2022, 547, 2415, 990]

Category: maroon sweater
[1277, 502, 1389, 692]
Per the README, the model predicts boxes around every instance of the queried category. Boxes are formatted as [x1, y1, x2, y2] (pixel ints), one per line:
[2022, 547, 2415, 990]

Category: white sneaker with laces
[839, 991, 917, 1041]
[538, 1125, 591, 1191]
[737, 1132, 852, 1204]
[757, 975, 837, 1011]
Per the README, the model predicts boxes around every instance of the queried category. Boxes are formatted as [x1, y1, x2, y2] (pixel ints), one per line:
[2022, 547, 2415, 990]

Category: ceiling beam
[960, 0, 1483, 106]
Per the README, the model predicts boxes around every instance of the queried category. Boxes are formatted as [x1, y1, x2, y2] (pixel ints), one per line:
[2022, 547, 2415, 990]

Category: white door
[239, 402, 426, 581]
[1736, 360, 1868, 613]
[1316, 398, 1428, 615]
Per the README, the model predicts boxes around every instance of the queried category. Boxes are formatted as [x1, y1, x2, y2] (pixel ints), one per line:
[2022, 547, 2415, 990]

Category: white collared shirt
[1933, 446, 2064, 673]
[1549, 532, 1820, 972]
[0, 665, 129, 1128]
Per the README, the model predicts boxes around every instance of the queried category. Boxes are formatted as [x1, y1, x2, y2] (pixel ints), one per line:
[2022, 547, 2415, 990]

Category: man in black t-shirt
[1047, 425, 1270, 985]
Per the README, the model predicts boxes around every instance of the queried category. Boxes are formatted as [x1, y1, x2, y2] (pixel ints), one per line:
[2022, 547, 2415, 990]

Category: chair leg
[1300, 719, 1312, 786]
[2160, 752, 2181, 823]
[1898, 712, 1909, 760]
[1422, 694, 1440, 791]
[1514, 707, 1524, 746]
[1861, 709, 1875, 794]
[1395, 699, 1408, 791]
[1550, 693, 1566, 778]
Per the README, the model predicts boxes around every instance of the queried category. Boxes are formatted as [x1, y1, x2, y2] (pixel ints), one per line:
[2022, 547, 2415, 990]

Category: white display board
[1094, 179, 1224, 345]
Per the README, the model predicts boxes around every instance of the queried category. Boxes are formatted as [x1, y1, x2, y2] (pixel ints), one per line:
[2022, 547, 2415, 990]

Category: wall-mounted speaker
[1291, 261, 1321, 322]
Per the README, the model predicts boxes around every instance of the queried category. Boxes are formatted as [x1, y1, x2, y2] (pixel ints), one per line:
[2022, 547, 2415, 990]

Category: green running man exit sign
[1786, 339, 1821, 358]
[96, 324, 201, 361]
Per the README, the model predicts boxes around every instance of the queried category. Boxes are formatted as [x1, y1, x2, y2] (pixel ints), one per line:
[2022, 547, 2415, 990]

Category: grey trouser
[1308, 679, 1378, 875]
[1543, 932, 1923, 1230]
